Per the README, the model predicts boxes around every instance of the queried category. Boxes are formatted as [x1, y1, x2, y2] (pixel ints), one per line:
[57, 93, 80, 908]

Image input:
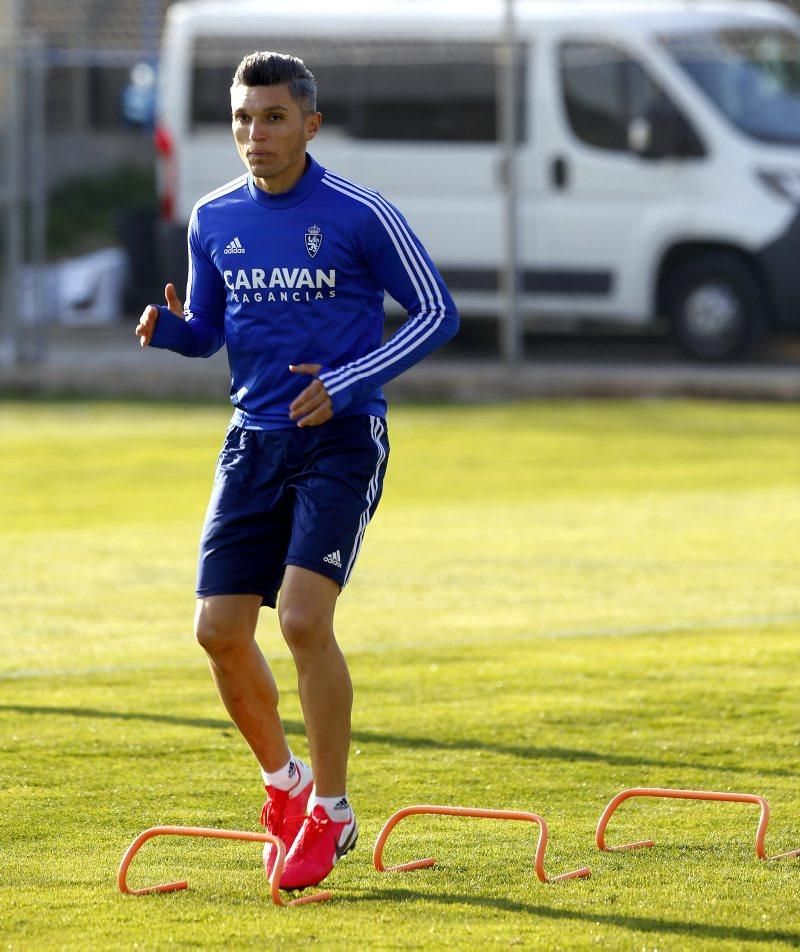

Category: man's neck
[252, 155, 309, 195]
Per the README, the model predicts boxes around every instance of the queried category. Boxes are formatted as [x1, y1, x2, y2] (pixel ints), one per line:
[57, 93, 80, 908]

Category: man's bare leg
[194, 593, 291, 772]
[278, 566, 350, 798]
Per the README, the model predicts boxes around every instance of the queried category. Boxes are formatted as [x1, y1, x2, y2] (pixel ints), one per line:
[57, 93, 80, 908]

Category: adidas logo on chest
[223, 236, 246, 254]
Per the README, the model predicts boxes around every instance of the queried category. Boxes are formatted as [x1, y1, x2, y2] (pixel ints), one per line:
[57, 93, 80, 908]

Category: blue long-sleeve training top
[149, 154, 459, 428]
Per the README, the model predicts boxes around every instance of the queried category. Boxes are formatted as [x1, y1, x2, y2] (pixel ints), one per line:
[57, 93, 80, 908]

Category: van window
[659, 27, 800, 146]
[190, 38, 526, 142]
[559, 41, 701, 154]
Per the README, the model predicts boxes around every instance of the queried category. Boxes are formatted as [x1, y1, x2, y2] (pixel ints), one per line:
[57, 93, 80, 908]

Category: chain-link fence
[0, 0, 165, 367]
[0, 31, 48, 365]
[2, 0, 800, 368]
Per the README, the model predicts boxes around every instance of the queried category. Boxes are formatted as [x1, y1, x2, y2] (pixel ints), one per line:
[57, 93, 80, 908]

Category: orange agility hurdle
[373, 805, 591, 884]
[596, 787, 800, 862]
[117, 825, 332, 907]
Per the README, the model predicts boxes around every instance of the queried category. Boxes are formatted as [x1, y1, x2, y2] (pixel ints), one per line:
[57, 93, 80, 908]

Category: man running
[136, 51, 458, 889]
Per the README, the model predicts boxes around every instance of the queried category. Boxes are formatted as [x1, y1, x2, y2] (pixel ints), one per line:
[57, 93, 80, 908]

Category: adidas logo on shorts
[323, 550, 342, 568]
[223, 236, 246, 254]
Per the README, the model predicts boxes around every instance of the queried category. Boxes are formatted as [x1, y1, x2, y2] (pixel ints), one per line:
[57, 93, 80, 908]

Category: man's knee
[278, 602, 332, 655]
[194, 598, 258, 657]
[278, 567, 339, 656]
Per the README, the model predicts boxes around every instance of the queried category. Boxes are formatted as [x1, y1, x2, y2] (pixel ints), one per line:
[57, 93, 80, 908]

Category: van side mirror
[628, 107, 704, 160]
[628, 117, 658, 155]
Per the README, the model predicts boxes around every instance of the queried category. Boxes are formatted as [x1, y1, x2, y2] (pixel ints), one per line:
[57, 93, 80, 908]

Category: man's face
[231, 83, 321, 192]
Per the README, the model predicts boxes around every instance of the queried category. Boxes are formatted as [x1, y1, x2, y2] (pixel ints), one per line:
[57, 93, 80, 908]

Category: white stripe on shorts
[344, 415, 387, 584]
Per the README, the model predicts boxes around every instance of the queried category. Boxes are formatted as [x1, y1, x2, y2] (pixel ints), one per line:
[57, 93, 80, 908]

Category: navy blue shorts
[196, 415, 389, 607]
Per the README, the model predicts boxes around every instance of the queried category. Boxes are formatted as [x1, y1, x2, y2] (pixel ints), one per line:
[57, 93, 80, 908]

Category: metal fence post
[499, 0, 522, 364]
[25, 36, 49, 363]
[0, 5, 22, 367]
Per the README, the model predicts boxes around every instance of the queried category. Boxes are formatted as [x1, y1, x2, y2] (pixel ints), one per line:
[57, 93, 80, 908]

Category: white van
[155, 0, 800, 358]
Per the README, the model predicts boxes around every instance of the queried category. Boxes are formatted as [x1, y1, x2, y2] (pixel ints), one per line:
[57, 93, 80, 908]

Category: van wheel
[665, 253, 767, 360]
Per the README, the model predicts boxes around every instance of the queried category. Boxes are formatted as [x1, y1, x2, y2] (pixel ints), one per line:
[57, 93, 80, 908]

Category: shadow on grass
[0, 704, 793, 778]
[0, 703, 304, 736]
[354, 886, 799, 947]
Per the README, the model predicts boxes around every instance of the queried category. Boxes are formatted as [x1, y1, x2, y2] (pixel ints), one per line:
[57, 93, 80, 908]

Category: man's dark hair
[231, 51, 317, 114]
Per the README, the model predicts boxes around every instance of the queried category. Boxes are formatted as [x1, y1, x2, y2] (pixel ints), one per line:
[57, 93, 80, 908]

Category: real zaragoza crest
[305, 224, 323, 258]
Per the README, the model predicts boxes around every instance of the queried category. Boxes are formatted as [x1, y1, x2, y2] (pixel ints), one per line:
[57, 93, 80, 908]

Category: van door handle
[551, 156, 569, 190]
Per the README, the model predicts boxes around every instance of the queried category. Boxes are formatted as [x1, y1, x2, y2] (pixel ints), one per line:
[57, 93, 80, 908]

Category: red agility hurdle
[596, 787, 800, 862]
[117, 825, 332, 907]
[373, 804, 591, 884]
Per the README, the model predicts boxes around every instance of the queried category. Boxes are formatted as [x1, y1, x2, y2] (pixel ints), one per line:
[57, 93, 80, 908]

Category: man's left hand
[288, 363, 333, 427]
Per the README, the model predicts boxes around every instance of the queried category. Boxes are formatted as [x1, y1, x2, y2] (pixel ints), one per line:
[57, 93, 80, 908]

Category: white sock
[314, 794, 351, 821]
[262, 754, 302, 793]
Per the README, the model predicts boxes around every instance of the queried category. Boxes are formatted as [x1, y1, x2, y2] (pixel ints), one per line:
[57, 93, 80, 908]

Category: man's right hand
[135, 283, 184, 347]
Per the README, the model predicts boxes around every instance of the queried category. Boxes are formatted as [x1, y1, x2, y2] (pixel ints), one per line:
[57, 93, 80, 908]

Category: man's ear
[305, 111, 322, 142]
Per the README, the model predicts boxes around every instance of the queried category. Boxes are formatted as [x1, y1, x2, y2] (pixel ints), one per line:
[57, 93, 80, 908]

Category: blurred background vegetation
[47, 167, 156, 260]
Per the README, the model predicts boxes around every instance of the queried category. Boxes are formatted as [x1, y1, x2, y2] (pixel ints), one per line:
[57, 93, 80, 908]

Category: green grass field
[1, 398, 799, 950]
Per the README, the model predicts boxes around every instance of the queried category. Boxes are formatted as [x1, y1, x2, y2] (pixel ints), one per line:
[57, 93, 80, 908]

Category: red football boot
[260, 760, 313, 877]
[280, 802, 358, 890]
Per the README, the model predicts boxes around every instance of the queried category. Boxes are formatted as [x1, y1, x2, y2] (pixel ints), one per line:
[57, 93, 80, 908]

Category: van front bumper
[758, 211, 800, 329]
